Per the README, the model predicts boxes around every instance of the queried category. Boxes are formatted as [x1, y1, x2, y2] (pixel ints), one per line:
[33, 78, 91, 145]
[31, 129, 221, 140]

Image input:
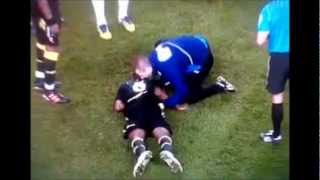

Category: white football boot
[260, 130, 283, 144]
[133, 150, 153, 177]
[160, 150, 183, 173]
[216, 75, 236, 92]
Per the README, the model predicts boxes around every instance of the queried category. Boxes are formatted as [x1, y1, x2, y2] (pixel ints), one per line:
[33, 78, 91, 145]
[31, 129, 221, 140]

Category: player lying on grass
[114, 56, 183, 177]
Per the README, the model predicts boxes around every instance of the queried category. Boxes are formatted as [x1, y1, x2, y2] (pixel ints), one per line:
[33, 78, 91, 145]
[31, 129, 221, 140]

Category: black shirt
[116, 78, 161, 117]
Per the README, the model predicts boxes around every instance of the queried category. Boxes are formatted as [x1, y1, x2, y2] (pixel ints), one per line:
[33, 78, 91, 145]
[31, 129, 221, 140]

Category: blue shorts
[266, 53, 289, 94]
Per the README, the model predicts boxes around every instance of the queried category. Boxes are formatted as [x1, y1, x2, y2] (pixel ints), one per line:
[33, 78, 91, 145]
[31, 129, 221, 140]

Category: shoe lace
[123, 16, 133, 24]
[99, 24, 108, 32]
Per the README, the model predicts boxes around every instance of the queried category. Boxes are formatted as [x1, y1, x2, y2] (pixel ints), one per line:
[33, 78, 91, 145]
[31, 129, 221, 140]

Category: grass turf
[31, 0, 289, 179]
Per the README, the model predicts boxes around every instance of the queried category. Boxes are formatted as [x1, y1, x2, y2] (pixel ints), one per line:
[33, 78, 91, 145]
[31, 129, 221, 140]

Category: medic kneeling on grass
[149, 34, 236, 111]
[114, 56, 183, 177]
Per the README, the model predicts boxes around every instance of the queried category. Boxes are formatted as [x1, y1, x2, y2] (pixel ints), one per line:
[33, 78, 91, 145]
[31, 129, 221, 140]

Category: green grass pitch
[31, 0, 289, 179]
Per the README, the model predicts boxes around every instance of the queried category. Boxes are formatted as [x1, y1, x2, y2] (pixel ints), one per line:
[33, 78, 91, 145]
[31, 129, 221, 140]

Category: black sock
[272, 103, 283, 137]
[158, 136, 173, 152]
[44, 59, 57, 91]
[208, 83, 226, 94]
[131, 138, 146, 158]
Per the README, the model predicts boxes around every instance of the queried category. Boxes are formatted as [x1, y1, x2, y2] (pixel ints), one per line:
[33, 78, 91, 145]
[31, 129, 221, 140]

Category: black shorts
[266, 53, 289, 94]
[122, 104, 172, 139]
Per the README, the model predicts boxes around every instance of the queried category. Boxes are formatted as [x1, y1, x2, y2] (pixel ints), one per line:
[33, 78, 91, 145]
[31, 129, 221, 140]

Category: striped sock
[35, 48, 45, 80]
[44, 59, 56, 91]
[158, 135, 173, 152]
[131, 137, 146, 158]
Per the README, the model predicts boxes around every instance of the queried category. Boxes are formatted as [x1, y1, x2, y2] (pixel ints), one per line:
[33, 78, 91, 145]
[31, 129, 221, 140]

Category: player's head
[132, 55, 153, 80]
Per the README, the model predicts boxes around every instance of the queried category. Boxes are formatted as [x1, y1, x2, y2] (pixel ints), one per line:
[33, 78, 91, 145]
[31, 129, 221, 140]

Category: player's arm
[113, 84, 127, 112]
[163, 77, 188, 110]
[114, 99, 125, 112]
[256, 32, 269, 46]
[154, 86, 168, 101]
[256, 6, 270, 47]
[37, 0, 60, 42]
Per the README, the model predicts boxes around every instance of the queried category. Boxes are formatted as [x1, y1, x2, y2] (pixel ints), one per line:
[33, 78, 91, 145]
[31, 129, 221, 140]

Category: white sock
[35, 70, 45, 79]
[91, 0, 108, 27]
[44, 83, 55, 91]
[118, 0, 129, 22]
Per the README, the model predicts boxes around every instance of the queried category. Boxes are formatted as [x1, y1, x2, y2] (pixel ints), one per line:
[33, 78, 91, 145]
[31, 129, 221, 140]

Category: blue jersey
[257, 0, 289, 53]
[149, 35, 211, 108]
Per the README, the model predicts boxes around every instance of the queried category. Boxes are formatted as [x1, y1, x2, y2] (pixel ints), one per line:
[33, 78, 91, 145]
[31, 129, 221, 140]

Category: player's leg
[260, 53, 289, 143]
[34, 16, 70, 104]
[33, 40, 61, 90]
[149, 107, 183, 173]
[33, 21, 46, 91]
[186, 83, 229, 104]
[152, 127, 183, 173]
[38, 44, 70, 104]
[128, 129, 153, 177]
[199, 46, 214, 82]
[90, 0, 112, 40]
[186, 76, 235, 104]
[271, 92, 284, 136]
[199, 49, 235, 95]
[118, 0, 135, 32]
[123, 117, 152, 177]
[185, 48, 234, 104]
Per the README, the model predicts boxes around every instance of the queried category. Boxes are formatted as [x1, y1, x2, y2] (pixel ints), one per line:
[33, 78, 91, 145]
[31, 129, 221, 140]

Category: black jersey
[116, 78, 161, 117]
[116, 78, 172, 139]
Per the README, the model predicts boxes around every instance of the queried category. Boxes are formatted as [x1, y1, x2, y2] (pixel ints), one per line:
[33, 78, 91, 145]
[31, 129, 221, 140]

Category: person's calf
[129, 131, 152, 177]
[158, 135, 173, 152]
[129, 130, 147, 158]
[153, 127, 183, 173]
[153, 127, 173, 152]
[186, 85, 224, 104]
[271, 93, 284, 137]
[131, 137, 147, 158]
[260, 93, 284, 144]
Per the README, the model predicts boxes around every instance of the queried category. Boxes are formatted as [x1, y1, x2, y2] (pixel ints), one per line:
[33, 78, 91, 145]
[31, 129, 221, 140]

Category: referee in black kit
[256, 0, 289, 144]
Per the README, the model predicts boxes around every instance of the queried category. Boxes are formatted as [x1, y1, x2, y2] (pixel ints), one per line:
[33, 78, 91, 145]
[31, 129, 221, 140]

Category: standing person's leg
[118, 0, 135, 32]
[91, 0, 107, 26]
[40, 44, 70, 104]
[34, 12, 70, 104]
[91, 0, 112, 40]
[33, 17, 46, 90]
[271, 93, 284, 137]
[260, 53, 289, 143]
